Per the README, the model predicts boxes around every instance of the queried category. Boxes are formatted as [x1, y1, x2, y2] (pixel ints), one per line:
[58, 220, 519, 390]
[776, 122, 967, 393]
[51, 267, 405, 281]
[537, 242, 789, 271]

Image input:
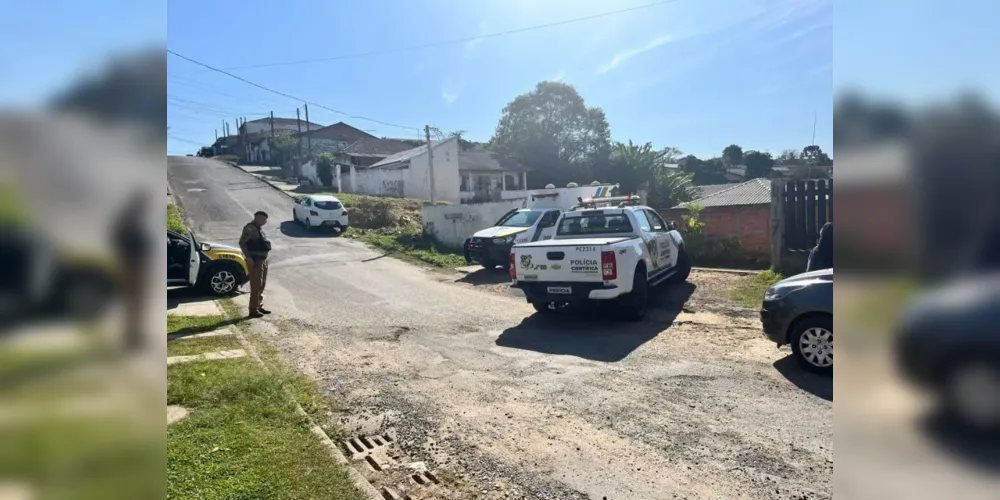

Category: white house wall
[421, 199, 528, 248]
[243, 122, 301, 136]
[407, 139, 460, 203]
[353, 168, 407, 197]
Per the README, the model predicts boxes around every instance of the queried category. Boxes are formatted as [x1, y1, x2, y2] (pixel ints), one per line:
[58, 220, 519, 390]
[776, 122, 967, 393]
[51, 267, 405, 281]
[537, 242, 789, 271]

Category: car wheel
[204, 265, 242, 296]
[790, 315, 833, 375]
[619, 270, 648, 322]
[943, 358, 1000, 434]
[670, 246, 692, 283]
[305, 218, 313, 232]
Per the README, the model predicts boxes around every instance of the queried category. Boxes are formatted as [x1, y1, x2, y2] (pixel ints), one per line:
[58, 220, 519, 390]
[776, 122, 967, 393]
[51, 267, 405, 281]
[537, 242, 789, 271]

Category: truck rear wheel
[619, 271, 648, 321]
[670, 246, 692, 283]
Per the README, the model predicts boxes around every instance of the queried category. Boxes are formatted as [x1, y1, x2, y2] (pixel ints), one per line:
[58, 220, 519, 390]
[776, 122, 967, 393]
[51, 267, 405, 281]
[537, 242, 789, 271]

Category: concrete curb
[692, 267, 762, 276]
[221, 303, 382, 500]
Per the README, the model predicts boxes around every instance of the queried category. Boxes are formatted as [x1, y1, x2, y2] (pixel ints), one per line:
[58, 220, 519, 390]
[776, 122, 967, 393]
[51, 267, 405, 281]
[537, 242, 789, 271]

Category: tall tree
[608, 141, 692, 208]
[661, 146, 684, 163]
[743, 150, 775, 179]
[722, 144, 744, 167]
[801, 145, 833, 166]
[678, 155, 728, 185]
[776, 149, 800, 165]
[489, 81, 611, 188]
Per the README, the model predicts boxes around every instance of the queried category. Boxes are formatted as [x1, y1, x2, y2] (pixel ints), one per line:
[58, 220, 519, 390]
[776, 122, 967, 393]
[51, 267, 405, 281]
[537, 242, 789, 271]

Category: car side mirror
[199, 242, 211, 252]
[667, 221, 678, 231]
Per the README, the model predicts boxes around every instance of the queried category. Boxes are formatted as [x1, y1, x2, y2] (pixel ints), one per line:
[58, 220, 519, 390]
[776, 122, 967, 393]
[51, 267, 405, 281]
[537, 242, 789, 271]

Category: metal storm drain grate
[344, 434, 401, 472]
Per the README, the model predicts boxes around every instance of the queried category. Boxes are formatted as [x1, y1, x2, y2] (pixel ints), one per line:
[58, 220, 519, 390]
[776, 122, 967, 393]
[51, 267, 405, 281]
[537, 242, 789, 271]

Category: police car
[168, 229, 250, 296]
[463, 183, 619, 270]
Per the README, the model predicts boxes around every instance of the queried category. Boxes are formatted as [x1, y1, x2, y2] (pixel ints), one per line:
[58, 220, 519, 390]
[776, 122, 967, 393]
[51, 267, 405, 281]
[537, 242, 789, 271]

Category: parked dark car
[895, 274, 1000, 433]
[760, 269, 834, 375]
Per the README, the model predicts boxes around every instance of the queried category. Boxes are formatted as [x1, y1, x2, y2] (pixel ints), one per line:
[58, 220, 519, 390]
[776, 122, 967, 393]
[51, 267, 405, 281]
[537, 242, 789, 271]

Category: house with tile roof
[666, 178, 773, 256]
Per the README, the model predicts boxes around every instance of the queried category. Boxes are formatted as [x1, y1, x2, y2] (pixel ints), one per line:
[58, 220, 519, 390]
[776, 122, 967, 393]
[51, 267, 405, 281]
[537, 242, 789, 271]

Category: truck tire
[619, 270, 648, 321]
[670, 246, 692, 283]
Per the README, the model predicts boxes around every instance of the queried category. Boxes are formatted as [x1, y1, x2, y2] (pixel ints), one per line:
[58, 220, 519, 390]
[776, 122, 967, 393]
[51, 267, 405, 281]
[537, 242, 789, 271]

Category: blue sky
[165, 0, 833, 157]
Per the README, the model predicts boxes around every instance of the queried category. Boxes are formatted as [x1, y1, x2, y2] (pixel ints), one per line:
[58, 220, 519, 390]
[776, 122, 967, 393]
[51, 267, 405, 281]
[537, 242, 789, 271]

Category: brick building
[666, 178, 772, 255]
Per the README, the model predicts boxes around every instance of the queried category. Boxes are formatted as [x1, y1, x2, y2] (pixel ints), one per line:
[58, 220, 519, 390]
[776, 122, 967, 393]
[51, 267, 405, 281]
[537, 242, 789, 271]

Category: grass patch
[731, 270, 785, 307]
[167, 335, 242, 357]
[348, 227, 466, 268]
[2, 413, 163, 499]
[216, 299, 348, 441]
[167, 359, 361, 500]
[167, 314, 237, 337]
[168, 203, 187, 234]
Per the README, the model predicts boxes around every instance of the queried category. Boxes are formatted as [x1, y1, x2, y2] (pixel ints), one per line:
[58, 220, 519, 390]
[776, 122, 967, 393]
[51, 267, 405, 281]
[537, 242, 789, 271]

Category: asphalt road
[168, 156, 833, 500]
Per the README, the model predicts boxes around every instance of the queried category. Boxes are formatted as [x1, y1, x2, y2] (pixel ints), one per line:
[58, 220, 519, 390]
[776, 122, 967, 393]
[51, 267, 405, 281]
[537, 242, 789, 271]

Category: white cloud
[442, 90, 458, 104]
[551, 71, 566, 82]
[596, 35, 674, 74]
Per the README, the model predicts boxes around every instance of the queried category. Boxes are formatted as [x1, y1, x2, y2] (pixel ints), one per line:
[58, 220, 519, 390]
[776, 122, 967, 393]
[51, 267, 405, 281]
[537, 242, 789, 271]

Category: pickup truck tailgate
[513, 237, 630, 282]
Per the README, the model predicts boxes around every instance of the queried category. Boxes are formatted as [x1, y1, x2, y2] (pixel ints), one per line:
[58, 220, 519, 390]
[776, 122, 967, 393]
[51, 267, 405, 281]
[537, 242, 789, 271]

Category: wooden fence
[770, 179, 833, 273]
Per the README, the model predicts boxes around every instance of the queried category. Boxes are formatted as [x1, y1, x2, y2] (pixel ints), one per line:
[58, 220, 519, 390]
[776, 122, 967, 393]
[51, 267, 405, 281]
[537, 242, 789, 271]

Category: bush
[316, 153, 334, 187]
[167, 204, 187, 234]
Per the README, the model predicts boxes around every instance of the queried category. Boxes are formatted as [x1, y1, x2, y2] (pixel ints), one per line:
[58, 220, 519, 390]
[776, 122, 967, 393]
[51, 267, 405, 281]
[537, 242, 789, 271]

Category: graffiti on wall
[382, 179, 404, 197]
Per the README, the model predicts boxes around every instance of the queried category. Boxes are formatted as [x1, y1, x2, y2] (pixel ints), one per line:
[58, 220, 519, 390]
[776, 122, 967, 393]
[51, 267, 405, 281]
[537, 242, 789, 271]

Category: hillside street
[168, 156, 832, 499]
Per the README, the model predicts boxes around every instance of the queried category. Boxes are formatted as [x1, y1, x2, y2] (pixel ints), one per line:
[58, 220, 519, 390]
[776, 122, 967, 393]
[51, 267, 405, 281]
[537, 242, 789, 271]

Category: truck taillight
[509, 253, 517, 280]
[601, 250, 617, 280]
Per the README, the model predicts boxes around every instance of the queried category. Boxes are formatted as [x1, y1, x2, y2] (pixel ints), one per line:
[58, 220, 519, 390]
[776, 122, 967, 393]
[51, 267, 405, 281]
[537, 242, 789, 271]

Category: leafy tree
[449, 130, 476, 151]
[776, 149, 800, 165]
[316, 153, 335, 187]
[679, 155, 727, 185]
[801, 145, 833, 166]
[604, 141, 693, 208]
[489, 81, 611, 188]
[743, 150, 775, 179]
[722, 144, 744, 167]
[661, 146, 684, 163]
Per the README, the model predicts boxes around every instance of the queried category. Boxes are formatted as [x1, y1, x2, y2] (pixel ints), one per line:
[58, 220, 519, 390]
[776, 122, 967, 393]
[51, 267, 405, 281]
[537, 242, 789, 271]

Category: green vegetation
[167, 358, 361, 500]
[168, 335, 242, 357]
[215, 299, 350, 437]
[731, 270, 785, 307]
[322, 193, 465, 268]
[168, 203, 187, 234]
[167, 305, 361, 499]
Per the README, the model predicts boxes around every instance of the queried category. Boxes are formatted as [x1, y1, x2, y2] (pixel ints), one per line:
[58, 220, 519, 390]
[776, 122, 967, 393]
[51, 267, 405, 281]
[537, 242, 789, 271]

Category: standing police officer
[239, 211, 271, 318]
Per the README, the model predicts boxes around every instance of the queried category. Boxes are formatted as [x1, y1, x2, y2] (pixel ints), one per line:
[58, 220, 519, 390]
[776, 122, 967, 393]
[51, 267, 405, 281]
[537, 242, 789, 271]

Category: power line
[168, 134, 207, 147]
[167, 50, 421, 131]
[214, 0, 681, 71]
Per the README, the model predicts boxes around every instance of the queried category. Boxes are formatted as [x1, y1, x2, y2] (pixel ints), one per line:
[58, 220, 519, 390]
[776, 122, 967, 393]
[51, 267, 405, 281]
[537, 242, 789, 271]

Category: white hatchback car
[292, 195, 350, 232]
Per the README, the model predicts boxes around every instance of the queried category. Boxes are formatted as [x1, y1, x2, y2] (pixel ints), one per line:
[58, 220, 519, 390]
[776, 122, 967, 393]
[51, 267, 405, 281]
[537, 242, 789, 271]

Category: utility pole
[425, 125, 436, 205]
[296, 108, 303, 177]
[304, 104, 312, 157]
[269, 111, 274, 137]
[214, 129, 218, 141]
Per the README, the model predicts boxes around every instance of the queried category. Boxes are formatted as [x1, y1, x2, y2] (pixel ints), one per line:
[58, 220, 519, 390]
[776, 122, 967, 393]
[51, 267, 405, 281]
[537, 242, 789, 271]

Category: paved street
[168, 156, 832, 499]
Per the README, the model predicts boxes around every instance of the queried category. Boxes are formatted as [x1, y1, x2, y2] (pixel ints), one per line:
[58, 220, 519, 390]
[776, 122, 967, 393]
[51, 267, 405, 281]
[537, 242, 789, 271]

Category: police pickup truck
[464, 183, 619, 270]
[509, 196, 691, 321]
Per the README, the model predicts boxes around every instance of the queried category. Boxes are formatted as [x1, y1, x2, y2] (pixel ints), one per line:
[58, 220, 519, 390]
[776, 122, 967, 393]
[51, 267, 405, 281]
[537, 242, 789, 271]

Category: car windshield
[557, 213, 634, 236]
[496, 210, 542, 228]
[314, 201, 342, 210]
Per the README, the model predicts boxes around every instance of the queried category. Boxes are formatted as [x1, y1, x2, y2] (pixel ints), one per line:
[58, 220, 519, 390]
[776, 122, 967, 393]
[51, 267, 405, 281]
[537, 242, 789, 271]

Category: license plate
[547, 286, 572, 294]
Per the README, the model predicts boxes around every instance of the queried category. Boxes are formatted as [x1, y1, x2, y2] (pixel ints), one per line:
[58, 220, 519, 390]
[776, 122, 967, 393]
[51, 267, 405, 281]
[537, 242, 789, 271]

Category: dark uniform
[239, 221, 271, 316]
